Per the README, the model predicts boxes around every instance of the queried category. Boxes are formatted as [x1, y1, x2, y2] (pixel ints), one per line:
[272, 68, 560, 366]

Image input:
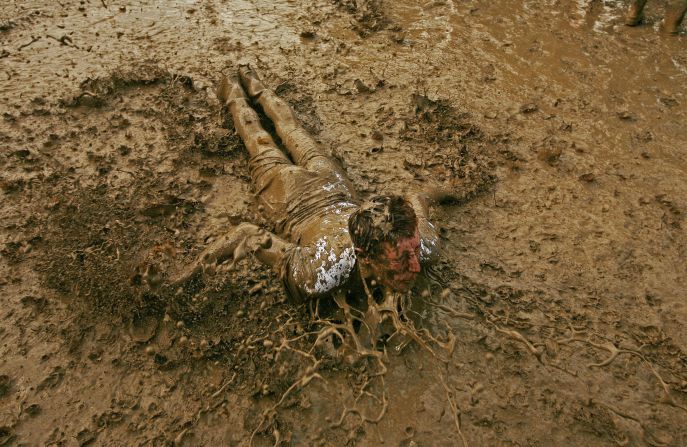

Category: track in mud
[1, 0, 687, 446]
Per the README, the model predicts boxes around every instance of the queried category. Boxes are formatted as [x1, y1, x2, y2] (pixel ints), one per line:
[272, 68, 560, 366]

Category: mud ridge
[63, 62, 193, 108]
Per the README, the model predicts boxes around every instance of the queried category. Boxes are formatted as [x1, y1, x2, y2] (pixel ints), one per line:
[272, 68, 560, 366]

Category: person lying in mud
[625, 0, 687, 34]
[173, 66, 456, 308]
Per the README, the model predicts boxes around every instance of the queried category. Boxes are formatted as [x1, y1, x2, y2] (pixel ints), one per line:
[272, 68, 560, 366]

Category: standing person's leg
[663, 0, 687, 33]
[626, 0, 649, 25]
[217, 75, 295, 218]
[237, 65, 352, 184]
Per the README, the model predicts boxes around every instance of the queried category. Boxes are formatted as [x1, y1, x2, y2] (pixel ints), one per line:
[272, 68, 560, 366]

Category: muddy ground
[1, 0, 687, 446]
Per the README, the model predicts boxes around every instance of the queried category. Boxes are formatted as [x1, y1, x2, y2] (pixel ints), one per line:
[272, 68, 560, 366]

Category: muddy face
[364, 230, 422, 292]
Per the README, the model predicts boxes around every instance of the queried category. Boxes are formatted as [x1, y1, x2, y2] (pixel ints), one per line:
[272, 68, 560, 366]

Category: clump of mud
[401, 94, 496, 203]
[333, 0, 391, 37]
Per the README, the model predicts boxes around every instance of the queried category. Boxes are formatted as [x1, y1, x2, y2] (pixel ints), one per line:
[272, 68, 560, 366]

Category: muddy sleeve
[278, 242, 356, 303]
[408, 193, 440, 265]
[279, 245, 320, 303]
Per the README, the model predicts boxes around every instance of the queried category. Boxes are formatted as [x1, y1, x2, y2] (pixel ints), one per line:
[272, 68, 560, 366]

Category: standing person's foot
[661, 8, 685, 34]
[625, 4, 644, 26]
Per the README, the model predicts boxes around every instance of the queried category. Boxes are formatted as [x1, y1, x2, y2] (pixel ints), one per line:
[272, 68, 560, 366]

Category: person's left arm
[406, 192, 441, 265]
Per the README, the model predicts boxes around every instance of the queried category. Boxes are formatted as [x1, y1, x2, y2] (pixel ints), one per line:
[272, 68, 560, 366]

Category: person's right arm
[170, 223, 291, 286]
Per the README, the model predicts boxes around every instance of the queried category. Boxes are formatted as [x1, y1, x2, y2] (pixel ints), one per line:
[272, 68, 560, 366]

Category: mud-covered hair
[348, 195, 418, 259]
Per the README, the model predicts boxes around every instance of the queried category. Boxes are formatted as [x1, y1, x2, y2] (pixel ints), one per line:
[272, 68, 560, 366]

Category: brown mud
[1, 0, 687, 446]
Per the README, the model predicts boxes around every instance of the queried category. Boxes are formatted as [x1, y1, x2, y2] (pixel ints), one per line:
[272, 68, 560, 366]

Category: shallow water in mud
[1, 0, 686, 446]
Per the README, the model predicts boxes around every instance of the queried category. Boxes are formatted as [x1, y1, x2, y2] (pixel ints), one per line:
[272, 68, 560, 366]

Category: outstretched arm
[405, 179, 470, 264]
[170, 223, 293, 287]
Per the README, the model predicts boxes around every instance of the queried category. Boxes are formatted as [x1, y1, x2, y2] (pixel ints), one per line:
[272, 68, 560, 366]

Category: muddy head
[348, 195, 421, 292]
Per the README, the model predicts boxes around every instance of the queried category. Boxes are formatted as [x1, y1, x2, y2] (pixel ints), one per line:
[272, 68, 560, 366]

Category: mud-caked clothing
[229, 81, 439, 303]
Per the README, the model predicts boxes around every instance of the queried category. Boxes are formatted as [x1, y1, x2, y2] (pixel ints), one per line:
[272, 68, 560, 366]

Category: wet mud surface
[1, 0, 687, 445]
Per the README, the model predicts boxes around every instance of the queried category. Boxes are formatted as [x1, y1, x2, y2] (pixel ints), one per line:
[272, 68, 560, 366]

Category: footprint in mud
[36, 367, 64, 391]
[23, 403, 41, 417]
[0, 426, 15, 446]
[19, 295, 48, 317]
[76, 427, 96, 446]
[128, 314, 160, 343]
[0, 375, 12, 398]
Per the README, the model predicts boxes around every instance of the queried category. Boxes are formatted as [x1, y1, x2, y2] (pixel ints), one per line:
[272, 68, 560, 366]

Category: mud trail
[1, 0, 687, 446]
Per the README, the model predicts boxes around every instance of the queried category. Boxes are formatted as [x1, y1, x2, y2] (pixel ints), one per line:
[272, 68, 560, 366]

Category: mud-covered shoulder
[280, 231, 356, 303]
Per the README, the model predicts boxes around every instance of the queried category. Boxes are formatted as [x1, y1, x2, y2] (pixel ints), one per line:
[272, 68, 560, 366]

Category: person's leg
[663, 0, 687, 33]
[218, 75, 288, 162]
[217, 75, 294, 217]
[237, 65, 349, 179]
[172, 77, 308, 289]
[625, 0, 648, 26]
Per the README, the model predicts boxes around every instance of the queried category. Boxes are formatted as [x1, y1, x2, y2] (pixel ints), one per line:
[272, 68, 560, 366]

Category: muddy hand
[227, 226, 273, 269]
[170, 223, 271, 287]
